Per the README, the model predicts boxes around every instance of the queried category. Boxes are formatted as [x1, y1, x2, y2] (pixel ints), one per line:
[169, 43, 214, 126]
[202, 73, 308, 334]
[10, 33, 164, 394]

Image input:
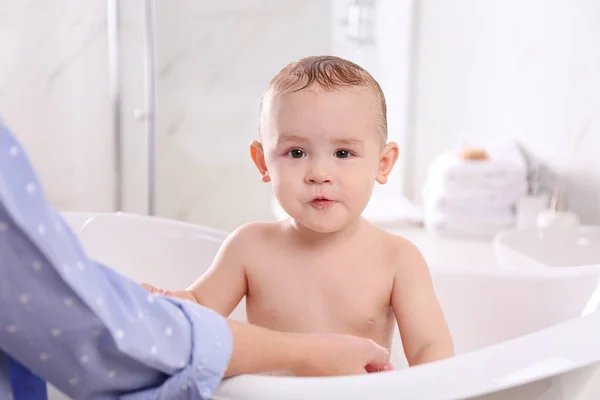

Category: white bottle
[536, 190, 580, 229]
[517, 193, 550, 229]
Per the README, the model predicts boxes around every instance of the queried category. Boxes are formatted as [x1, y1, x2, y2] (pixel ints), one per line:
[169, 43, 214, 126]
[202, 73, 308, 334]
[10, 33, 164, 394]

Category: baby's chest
[246, 257, 394, 328]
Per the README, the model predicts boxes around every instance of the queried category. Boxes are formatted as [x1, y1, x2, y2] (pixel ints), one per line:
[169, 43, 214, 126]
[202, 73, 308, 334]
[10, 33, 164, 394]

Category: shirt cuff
[122, 298, 233, 400]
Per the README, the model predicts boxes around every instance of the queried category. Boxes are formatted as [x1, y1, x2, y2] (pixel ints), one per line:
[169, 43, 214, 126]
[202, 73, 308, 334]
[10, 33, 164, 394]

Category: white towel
[426, 140, 528, 191]
[425, 177, 528, 200]
[422, 139, 526, 238]
[422, 180, 528, 211]
[423, 197, 516, 221]
[425, 206, 516, 238]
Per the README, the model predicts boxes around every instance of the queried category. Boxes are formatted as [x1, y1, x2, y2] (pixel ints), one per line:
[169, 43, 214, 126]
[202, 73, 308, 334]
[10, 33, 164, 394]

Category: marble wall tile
[410, 0, 600, 223]
[118, 0, 333, 230]
[0, 0, 116, 212]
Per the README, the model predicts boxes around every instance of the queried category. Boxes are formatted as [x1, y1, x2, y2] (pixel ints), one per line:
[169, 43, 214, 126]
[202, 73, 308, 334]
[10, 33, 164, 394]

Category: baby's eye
[288, 149, 306, 158]
[335, 150, 352, 159]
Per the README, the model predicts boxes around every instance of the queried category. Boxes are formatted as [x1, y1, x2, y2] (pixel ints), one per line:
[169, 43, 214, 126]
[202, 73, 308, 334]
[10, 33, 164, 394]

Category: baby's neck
[286, 217, 365, 247]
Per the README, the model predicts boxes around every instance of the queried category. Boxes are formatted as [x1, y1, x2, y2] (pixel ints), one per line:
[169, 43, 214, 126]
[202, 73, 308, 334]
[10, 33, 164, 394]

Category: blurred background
[1, 0, 599, 233]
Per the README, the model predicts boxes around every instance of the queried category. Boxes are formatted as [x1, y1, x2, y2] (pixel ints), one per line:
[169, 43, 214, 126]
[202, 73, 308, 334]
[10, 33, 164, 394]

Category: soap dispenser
[536, 190, 580, 229]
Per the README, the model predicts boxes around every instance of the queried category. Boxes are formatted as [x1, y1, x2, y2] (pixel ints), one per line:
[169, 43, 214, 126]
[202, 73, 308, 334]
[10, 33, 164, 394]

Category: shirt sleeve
[0, 120, 233, 399]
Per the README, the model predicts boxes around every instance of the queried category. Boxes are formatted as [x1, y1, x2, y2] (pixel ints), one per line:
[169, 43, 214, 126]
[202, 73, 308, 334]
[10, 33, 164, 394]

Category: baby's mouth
[310, 197, 334, 208]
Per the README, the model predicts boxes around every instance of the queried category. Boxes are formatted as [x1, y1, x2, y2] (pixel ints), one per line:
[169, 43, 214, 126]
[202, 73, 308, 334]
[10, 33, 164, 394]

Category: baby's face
[254, 85, 398, 233]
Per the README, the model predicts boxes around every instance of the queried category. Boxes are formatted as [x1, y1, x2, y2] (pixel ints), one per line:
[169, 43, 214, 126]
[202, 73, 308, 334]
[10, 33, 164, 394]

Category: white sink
[494, 225, 600, 269]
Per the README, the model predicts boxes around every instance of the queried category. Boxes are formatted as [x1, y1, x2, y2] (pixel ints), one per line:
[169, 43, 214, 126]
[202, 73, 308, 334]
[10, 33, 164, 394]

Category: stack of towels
[422, 140, 529, 238]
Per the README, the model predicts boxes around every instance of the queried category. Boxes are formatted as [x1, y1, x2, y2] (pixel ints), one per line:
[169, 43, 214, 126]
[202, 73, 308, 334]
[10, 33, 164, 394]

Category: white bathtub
[48, 212, 600, 400]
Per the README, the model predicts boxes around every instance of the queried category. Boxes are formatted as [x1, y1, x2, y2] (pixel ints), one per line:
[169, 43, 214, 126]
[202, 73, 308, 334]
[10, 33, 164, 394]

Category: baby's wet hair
[259, 55, 387, 139]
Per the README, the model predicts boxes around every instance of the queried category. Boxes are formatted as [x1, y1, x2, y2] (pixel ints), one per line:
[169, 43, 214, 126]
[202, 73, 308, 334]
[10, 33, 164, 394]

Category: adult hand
[294, 333, 392, 376]
[139, 284, 393, 376]
[224, 319, 391, 378]
[140, 282, 198, 303]
[138, 287, 393, 377]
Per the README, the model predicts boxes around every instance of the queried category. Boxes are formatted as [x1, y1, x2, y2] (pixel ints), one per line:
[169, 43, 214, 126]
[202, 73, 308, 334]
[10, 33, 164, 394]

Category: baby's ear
[376, 142, 399, 184]
[250, 140, 271, 182]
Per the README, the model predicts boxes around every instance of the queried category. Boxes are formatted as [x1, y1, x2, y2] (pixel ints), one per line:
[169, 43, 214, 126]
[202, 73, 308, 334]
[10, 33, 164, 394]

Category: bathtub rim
[213, 310, 600, 400]
[57, 211, 600, 399]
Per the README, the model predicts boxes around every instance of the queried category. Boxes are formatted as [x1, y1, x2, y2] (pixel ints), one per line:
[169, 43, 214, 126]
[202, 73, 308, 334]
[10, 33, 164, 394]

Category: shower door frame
[107, 0, 157, 216]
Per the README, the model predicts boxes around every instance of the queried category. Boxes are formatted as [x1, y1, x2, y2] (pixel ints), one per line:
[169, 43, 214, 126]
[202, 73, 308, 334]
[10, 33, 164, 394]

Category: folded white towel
[426, 140, 528, 191]
[423, 198, 516, 221]
[422, 140, 527, 238]
[425, 206, 516, 238]
[422, 180, 528, 211]
[425, 177, 528, 200]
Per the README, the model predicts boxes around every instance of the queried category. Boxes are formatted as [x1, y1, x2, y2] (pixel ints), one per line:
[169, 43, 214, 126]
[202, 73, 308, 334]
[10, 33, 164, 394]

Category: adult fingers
[140, 282, 155, 291]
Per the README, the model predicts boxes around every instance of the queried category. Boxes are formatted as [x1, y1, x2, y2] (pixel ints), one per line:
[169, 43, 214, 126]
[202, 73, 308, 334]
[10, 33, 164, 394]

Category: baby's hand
[365, 361, 393, 373]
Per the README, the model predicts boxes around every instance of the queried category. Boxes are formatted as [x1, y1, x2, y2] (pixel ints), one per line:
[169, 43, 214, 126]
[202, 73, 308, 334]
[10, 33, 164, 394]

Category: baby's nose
[305, 168, 332, 184]
[307, 175, 331, 184]
[305, 159, 334, 184]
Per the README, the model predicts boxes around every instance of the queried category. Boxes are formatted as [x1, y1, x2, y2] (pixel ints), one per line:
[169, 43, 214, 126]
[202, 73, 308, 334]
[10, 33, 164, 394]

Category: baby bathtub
[47, 212, 600, 400]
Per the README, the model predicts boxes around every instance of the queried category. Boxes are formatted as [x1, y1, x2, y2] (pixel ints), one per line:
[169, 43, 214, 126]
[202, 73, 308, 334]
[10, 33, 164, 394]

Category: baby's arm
[142, 224, 253, 317]
[391, 239, 455, 366]
[184, 224, 253, 317]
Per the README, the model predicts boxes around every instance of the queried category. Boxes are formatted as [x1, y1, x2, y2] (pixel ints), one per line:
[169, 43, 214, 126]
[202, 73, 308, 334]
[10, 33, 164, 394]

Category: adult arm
[0, 120, 232, 399]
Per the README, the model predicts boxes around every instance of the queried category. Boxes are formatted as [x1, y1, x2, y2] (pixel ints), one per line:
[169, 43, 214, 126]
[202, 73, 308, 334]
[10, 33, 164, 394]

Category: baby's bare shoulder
[374, 228, 428, 274]
[226, 221, 284, 249]
[224, 221, 286, 275]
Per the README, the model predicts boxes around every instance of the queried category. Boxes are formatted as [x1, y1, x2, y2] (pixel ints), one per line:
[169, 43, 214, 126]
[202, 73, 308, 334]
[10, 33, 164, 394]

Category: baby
[142, 55, 454, 373]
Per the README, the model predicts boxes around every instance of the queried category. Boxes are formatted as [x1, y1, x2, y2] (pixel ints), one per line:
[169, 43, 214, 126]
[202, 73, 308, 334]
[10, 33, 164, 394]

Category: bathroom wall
[408, 0, 600, 223]
[0, 0, 414, 232]
[120, 0, 415, 231]
[0, 0, 116, 212]
[0, 0, 333, 232]
[117, 0, 333, 231]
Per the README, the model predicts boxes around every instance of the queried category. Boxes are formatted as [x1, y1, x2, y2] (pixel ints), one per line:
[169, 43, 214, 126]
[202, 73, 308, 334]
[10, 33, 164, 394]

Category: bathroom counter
[384, 224, 498, 270]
